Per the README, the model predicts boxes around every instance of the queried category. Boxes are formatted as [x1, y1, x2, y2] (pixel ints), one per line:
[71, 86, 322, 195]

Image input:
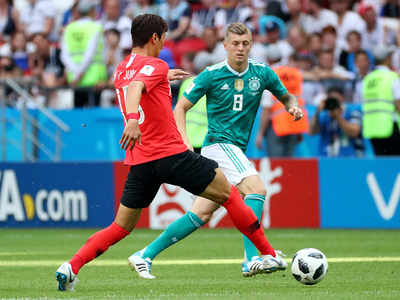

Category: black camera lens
[324, 97, 340, 110]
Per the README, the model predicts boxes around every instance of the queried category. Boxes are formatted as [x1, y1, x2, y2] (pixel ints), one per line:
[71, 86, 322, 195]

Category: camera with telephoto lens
[324, 97, 340, 111]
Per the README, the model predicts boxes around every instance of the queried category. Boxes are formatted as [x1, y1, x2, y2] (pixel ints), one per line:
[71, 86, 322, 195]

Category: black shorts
[120, 150, 219, 209]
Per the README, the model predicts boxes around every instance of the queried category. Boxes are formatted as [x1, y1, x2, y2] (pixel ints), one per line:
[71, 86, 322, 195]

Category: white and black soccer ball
[291, 248, 328, 285]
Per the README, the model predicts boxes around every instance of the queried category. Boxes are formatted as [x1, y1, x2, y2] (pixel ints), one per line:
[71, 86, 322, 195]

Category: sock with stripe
[222, 186, 275, 257]
[142, 211, 205, 260]
[69, 222, 130, 274]
[242, 194, 265, 261]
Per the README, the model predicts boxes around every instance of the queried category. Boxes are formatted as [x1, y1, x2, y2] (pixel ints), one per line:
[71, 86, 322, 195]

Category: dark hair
[346, 30, 361, 41]
[327, 86, 344, 95]
[355, 49, 369, 59]
[310, 0, 324, 6]
[105, 28, 121, 37]
[130, 14, 168, 48]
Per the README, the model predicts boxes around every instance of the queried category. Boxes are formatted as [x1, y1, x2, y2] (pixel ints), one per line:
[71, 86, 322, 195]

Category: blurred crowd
[1, 0, 400, 156]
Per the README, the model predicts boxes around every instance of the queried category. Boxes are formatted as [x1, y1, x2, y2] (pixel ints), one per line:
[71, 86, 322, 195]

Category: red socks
[69, 222, 130, 274]
[222, 186, 275, 257]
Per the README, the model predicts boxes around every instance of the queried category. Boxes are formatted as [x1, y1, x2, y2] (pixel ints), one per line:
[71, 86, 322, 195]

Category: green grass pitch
[0, 228, 399, 299]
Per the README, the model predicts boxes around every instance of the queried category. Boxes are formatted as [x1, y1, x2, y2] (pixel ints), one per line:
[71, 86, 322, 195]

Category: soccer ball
[291, 248, 328, 285]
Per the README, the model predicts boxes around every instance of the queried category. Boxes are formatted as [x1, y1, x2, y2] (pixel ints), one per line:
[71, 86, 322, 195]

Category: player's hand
[287, 106, 304, 121]
[168, 69, 191, 81]
[119, 119, 142, 151]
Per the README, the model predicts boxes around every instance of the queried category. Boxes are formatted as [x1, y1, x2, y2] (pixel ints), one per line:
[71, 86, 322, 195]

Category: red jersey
[114, 54, 187, 165]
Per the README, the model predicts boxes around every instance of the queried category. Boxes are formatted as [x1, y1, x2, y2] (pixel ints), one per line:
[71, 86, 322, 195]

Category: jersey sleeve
[183, 69, 211, 104]
[134, 60, 168, 93]
[261, 90, 273, 108]
[263, 67, 288, 98]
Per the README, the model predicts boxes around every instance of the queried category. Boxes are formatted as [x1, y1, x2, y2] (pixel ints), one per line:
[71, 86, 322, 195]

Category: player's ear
[152, 33, 159, 43]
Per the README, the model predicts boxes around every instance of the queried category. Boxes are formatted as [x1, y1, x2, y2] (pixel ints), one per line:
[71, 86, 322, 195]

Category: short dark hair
[355, 49, 369, 59]
[346, 30, 361, 41]
[130, 14, 168, 48]
[327, 85, 344, 95]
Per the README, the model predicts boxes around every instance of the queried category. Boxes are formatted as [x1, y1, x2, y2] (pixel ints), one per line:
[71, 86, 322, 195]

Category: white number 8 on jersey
[233, 94, 243, 111]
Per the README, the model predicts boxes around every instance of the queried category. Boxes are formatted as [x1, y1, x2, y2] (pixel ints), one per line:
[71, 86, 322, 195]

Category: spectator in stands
[126, 0, 165, 19]
[98, 27, 123, 108]
[381, 0, 400, 18]
[163, 0, 192, 42]
[104, 28, 123, 81]
[17, 0, 58, 41]
[263, 43, 283, 67]
[0, 31, 35, 74]
[252, 20, 291, 64]
[309, 32, 322, 57]
[214, 0, 253, 39]
[284, 0, 309, 31]
[353, 50, 371, 103]
[310, 86, 365, 157]
[256, 65, 309, 157]
[321, 25, 338, 54]
[292, 53, 325, 105]
[258, 15, 287, 42]
[314, 49, 355, 80]
[28, 33, 65, 109]
[189, 0, 217, 37]
[339, 30, 374, 73]
[0, 44, 23, 78]
[358, 2, 396, 52]
[101, 0, 132, 51]
[61, 1, 107, 107]
[180, 51, 196, 75]
[193, 27, 225, 69]
[286, 25, 309, 60]
[62, 0, 80, 28]
[303, 0, 337, 34]
[330, 0, 367, 51]
[0, 0, 16, 42]
[265, 0, 287, 21]
[361, 44, 400, 155]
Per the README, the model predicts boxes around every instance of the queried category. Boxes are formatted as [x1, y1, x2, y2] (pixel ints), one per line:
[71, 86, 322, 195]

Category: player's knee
[244, 184, 266, 196]
[220, 185, 232, 202]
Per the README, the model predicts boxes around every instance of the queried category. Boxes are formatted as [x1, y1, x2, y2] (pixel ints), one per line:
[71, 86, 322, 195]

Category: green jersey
[183, 59, 287, 151]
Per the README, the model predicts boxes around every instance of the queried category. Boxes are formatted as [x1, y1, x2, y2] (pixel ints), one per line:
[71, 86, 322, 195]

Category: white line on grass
[1, 257, 400, 266]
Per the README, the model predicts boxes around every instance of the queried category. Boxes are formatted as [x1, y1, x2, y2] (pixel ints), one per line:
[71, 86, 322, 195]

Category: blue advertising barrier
[37, 108, 125, 161]
[3, 105, 374, 161]
[0, 163, 115, 228]
[320, 158, 400, 228]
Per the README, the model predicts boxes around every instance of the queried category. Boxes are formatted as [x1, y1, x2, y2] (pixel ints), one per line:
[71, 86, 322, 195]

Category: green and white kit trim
[201, 143, 258, 186]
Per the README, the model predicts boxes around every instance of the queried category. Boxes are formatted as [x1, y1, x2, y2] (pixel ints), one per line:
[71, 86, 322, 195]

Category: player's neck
[131, 46, 156, 57]
[227, 59, 248, 73]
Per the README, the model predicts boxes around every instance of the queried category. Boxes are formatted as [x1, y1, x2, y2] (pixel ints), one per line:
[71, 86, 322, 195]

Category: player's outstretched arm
[174, 96, 195, 151]
[278, 93, 304, 121]
[120, 81, 145, 150]
[168, 69, 191, 81]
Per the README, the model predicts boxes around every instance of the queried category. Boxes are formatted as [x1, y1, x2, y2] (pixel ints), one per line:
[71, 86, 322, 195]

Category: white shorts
[201, 143, 258, 186]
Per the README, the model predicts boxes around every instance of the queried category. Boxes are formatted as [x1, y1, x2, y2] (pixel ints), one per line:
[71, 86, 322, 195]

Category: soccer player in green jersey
[129, 23, 304, 278]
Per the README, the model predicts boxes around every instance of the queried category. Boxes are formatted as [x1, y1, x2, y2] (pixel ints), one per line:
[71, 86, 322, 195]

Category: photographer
[310, 86, 364, 157]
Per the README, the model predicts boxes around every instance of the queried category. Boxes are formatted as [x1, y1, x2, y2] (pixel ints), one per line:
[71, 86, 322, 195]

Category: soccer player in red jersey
[56, 14, 281, 291]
